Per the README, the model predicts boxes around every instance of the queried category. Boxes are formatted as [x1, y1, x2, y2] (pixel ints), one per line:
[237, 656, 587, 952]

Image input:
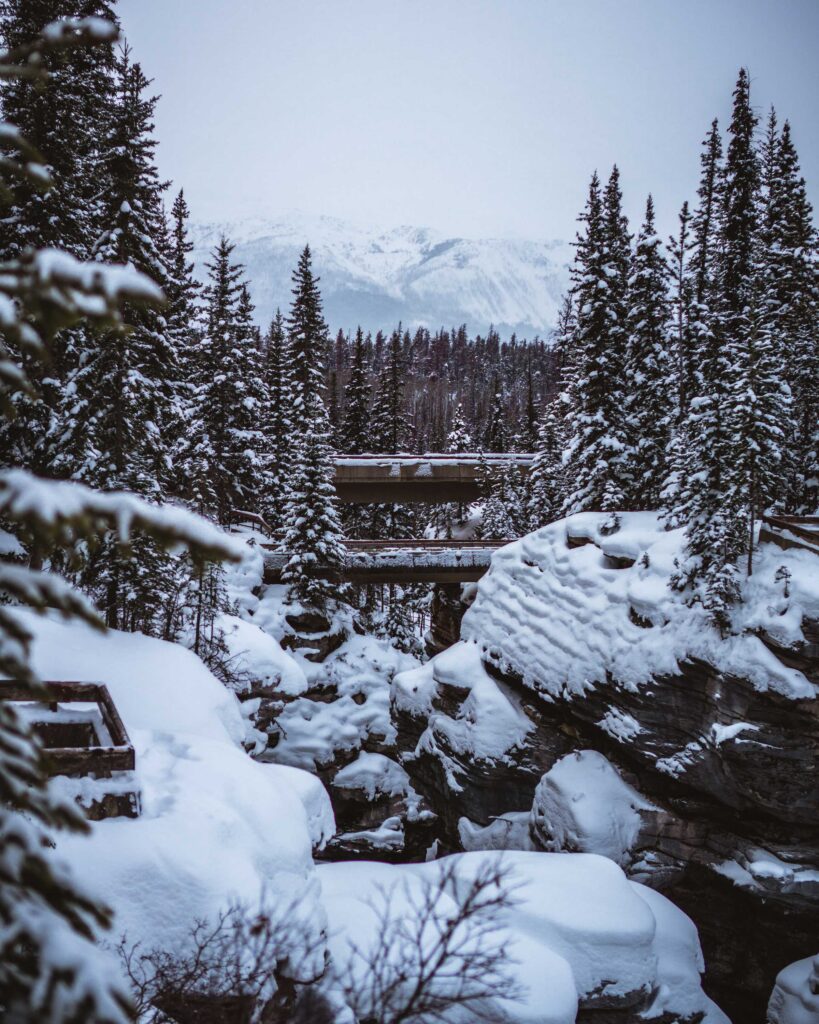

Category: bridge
[333, 453, 533, 503]
[262, 538, 509, 585]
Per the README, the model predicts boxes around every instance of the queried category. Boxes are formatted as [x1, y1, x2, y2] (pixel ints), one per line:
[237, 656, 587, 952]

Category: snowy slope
[190, 211, 572, 338]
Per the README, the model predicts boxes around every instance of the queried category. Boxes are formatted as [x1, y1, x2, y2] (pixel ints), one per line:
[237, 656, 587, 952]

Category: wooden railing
[0, 681, 135, 776]
[760, 515, 819, 554]
[228, 508, 274, 539]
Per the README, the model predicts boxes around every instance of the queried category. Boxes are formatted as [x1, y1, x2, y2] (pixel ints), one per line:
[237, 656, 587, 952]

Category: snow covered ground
[21, 610, 332, 984]
[14, 521, 758, 1019]
[320, 851, 728, 1024]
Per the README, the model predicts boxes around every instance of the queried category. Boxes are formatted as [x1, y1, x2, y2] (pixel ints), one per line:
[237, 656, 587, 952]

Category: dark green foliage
[340, 327, 372, 454]
[622, 195, 672, 508]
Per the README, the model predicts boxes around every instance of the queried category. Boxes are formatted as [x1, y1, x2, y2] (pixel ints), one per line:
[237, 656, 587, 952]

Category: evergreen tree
[482, 377, 507, 452]
[182, 237, 266, 524]
[280, 247, 347, 612]
[563, 169, 631, 513]
[0, 0, 117, 472]
[164, 188, 201, 483]
[764, 120, 819, 513]
[447, 403, 473, 453]
[528, 401, 566, 529]
[54, 46, 179, 629]
[478, 460, 519, 540]
[622, 195, 672, 508]
[662, 120, 725, 531]
[287, 244, 328, 427]
[0, 20, 237, 1020]
[341, 327, 372, 453]
[378, 585, 423, 657]
[281, 395, 348, 611]
[371, 325, 408, 453]
[260, 309, 291, 532]
[674, 71, 769, 624]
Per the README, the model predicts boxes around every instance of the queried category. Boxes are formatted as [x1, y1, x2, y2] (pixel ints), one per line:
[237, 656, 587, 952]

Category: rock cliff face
[391, 514, 819, 1023]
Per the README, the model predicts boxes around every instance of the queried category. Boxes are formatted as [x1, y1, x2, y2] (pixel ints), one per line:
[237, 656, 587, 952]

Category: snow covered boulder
[392, 640, 551, 837]
[392, 512, 819, 1020]
[529, 750, 655, 866]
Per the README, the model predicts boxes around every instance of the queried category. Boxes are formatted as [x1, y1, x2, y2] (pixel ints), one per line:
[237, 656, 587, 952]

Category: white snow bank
[767, 955, 819, 1024]
[320, 851, 727, 1023]
[530, 750, 655, 866]
[319, 856, 577, 1024]
[22, 612, 333, 975]
[462, 511, 818, 702]
[218, 612, 309, 697]
[393, 640, 532, 766]
[633, 882, 729, 1023]
[334, 751, 410, 801]
[415, 851, 656, 1003]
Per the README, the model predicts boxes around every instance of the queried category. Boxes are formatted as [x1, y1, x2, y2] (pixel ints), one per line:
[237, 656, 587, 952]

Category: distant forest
[324, 325, 557, 454]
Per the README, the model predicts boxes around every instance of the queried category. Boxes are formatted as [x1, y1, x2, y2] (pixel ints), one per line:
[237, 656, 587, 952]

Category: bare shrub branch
[342, 858, 523, 1024]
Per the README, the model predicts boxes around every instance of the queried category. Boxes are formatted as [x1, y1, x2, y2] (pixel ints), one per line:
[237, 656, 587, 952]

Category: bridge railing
[261, 538, 510, 572]
[229, 508, 274, 539]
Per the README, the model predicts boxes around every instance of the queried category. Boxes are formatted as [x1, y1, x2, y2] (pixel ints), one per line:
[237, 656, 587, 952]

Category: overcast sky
[119, 0, 819, 242]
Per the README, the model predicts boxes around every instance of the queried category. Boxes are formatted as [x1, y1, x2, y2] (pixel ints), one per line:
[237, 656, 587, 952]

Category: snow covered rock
[392, 512, 819, 1020]
[529, 750, 655, 866]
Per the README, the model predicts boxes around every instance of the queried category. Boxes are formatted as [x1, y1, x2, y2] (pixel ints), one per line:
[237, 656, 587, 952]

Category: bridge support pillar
[425, 583, 473, 658]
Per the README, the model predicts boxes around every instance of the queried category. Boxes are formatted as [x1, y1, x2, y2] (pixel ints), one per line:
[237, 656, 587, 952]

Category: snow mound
[767, 955, 819, 1024]
[530, 750, 655, 866]
[334, 751, 410, 801]
[392, 640, 532, 768]
[23, 612, 333, 974]
[320, 851, 727, 1023]
[462, 511, 818, 701]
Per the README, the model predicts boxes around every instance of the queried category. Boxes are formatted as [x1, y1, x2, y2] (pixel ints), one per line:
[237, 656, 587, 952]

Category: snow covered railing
[0, 680, 134, 776]
[334, 452, 535, 465]
[228, 508, 274, 539]
[262, 539, 509, 584]
[759, 514, 819, 555]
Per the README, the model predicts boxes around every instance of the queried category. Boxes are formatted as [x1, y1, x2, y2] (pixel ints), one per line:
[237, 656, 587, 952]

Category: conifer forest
[0, 3, 817, 1023]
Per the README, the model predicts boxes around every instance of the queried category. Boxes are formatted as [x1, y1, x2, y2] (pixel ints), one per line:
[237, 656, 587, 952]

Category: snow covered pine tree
[0, 15, 240, 1021]
[280, 246, 347, 616]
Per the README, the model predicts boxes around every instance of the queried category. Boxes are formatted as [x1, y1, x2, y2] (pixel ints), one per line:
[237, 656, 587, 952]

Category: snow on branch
[0, 470, 245, 564]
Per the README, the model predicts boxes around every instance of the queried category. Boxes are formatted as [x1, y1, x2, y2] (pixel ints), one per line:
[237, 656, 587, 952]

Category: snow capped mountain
[190, 212, 572, 339]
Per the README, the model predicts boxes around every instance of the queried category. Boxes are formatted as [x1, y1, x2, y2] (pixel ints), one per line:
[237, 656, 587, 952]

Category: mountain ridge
[190, 211, 573, 339]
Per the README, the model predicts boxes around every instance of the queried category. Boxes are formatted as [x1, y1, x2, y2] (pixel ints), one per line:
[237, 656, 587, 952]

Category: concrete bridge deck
[262, 538, 510, 584]
[333, 453, 533, 503]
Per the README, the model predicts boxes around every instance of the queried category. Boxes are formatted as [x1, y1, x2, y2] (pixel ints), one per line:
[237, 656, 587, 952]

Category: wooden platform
[1, 680, 135, 775]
